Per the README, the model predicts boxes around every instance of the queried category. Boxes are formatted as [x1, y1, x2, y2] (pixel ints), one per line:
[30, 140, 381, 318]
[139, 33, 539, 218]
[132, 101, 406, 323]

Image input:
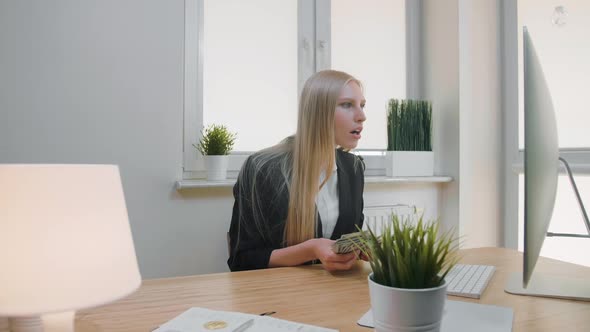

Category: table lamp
[0, 164, 142, 332]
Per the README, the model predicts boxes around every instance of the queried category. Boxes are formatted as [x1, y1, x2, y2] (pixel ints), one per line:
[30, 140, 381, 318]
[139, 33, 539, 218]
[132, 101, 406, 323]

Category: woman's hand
[357, 250, 370, 261]
[311, 238, 358, 271]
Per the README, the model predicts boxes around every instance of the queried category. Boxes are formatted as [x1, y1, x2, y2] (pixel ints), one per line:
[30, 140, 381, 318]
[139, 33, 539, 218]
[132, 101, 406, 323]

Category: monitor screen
[504, 27, 590, 301]
[522, 26, 559, 287]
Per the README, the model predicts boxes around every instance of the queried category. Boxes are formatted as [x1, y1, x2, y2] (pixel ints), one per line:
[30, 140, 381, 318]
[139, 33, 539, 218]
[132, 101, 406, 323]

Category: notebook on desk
[358, 300, 513, 332]
[154, 307, 338, 332]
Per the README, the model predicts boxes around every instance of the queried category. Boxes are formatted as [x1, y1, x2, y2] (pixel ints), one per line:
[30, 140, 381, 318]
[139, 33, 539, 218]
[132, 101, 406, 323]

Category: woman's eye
[341, 102, 353, 108]
[361, 103, 366, 109]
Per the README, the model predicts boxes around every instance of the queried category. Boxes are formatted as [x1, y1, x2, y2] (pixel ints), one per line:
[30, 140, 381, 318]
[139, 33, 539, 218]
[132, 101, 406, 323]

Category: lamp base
[10, 311, 74, 332]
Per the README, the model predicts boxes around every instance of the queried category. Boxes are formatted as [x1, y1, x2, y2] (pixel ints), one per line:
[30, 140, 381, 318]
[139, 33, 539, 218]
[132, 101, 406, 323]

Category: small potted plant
[357, 214, 459, 332]
[194, 124, 237, 181]
[386, 99, 433, 176]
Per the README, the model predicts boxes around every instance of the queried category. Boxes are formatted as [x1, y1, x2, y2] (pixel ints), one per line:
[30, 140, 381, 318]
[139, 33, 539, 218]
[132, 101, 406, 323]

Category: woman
[227, 70, 366, 272]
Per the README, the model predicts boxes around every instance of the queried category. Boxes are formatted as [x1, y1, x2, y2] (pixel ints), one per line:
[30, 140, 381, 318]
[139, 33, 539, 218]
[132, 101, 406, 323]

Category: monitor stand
[546, 157, 590, 239]
[505, 157, 590, 301]
[505, 272, 590, 301]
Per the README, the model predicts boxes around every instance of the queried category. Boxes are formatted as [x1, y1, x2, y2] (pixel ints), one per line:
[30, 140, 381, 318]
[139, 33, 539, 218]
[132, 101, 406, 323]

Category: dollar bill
[331, 231, 369, 254]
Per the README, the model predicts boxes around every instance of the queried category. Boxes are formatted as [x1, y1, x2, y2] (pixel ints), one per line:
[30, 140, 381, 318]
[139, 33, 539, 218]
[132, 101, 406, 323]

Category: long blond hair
[285, 70, 361, 246]
[235, 70, 360, 248]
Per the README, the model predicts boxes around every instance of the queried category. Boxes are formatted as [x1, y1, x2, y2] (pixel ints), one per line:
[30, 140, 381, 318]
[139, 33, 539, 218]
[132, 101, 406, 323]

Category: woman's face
[334, 81, 366, 149]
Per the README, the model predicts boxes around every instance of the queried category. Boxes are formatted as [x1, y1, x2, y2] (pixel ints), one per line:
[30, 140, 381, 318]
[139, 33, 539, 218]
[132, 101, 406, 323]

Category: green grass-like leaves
[194, 124, 237, 156]
[387, 99, 432, 151]
[358, 214, 459, 289]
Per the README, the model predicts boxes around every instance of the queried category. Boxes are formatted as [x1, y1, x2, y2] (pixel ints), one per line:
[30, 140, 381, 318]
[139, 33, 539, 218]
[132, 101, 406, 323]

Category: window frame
[182, 0, 418, 179]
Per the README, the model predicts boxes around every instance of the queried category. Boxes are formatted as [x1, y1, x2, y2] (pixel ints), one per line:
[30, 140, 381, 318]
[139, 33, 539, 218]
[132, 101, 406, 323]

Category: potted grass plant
[357, 214, 459, 332]
[386, 99, 433, 176]
[194, 124, 237, 181]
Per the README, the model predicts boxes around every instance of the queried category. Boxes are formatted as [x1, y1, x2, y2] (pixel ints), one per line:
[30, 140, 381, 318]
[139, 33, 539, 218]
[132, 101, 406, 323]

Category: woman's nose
[356, 109, 366, 122]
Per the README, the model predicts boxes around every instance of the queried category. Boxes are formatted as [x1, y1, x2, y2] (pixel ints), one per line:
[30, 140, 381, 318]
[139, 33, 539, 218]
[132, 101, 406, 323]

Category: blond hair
[285, 70, 361, 246]
[235, 70, 361, 248]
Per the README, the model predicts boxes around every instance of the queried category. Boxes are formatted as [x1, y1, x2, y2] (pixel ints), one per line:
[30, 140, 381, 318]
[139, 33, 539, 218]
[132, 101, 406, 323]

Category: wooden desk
[77, 247, 590, 332]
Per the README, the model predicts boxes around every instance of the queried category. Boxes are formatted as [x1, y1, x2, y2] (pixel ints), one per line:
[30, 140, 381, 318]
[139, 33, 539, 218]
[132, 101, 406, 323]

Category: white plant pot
[368, 273, 447, 332]
[205, 155, 229, 181]
[386, 151, 434, 177]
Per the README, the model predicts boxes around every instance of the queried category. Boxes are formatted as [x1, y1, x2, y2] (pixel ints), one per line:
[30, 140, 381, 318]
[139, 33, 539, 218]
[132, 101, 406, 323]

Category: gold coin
[203, 320, 228, 330]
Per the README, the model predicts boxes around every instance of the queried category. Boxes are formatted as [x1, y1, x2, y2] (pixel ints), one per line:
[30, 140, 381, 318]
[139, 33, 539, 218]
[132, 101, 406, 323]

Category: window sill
[365, 176, 453, 184]
[175, 176, 453, 190]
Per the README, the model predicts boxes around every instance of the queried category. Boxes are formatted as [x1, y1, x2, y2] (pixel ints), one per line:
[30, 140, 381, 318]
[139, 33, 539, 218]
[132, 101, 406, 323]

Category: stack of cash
[331, 231, 369, 254]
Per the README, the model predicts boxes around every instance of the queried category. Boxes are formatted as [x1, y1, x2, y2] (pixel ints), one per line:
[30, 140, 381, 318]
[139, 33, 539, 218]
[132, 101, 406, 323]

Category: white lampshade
[0, 164, 141, 330]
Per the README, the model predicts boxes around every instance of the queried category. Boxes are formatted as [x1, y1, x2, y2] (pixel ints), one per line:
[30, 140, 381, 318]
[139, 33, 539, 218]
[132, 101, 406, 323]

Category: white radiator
[362, 204, 422, 235]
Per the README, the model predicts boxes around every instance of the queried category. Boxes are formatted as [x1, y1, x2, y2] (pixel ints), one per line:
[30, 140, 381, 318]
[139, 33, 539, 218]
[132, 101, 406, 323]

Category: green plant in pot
[357, 214, 459, 332]
[193, 124, 237, 181]
[386, 99, 433, 177]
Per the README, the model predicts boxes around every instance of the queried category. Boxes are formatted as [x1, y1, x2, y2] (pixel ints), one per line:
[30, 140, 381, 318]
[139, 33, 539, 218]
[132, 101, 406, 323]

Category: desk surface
[76, 247, 590, 332]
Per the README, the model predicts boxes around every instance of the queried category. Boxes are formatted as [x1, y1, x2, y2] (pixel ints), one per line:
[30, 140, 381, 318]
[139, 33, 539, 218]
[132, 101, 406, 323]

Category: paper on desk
[154, 307, 338, 332]
[358, 300, 513, 332]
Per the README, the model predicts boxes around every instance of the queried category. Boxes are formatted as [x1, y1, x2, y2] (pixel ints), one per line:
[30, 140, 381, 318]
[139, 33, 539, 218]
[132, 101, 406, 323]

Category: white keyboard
[445, 264, 496, 299]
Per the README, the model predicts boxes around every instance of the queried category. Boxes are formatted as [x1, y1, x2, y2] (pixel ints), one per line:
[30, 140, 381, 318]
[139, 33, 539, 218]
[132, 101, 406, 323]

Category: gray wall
[0, 0, 233, 278]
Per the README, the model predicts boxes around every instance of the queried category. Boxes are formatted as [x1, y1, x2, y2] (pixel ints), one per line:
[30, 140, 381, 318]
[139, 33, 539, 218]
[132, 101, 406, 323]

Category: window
[203, 0, 298, 152]
[183, 0, 407, 177]
[331, 0, 406, 149]
[517, 1, 590, 149]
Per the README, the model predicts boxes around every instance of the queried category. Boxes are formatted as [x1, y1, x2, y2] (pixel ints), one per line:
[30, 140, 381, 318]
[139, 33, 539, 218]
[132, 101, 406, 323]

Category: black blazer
[227, 149, 365, 271]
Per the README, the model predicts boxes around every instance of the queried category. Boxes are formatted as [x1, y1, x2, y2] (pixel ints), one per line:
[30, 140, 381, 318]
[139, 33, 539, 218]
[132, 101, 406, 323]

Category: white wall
[421, 0, 461, 235]
[458, 0, 502, 247]
[422, 0, 503, 247]
[0, 0, 442, 278]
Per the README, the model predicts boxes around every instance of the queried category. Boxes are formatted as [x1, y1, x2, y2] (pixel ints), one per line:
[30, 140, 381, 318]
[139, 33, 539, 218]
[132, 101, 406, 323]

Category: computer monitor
[504, 27, 590, 301]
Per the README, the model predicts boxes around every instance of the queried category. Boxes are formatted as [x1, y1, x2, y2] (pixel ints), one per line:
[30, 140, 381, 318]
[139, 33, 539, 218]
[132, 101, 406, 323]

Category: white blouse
[316, 164, 339, 239]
